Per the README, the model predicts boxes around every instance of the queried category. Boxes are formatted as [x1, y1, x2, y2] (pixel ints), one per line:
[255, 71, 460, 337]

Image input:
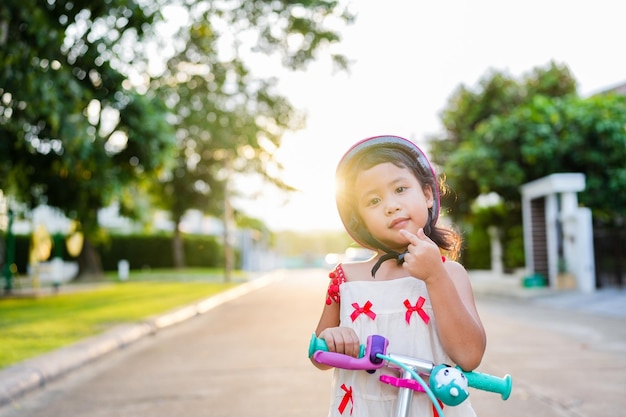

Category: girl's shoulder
[325, 260, 374, 305]
[442, 258, 469, 278]
[339, 259, 377, 281]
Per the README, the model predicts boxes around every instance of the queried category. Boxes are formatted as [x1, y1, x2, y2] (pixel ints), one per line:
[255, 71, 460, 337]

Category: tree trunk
[173, 221, 185, 269]
[77, 238, 103, 280]
[223, 201, 234, 283]
[223, 158, 234, 283]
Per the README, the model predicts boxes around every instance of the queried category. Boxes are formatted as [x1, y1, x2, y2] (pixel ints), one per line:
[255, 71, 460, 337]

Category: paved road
[1, 269, 625, 417]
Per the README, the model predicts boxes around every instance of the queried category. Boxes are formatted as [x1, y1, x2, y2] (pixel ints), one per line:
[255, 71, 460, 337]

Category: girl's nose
[385, 200, 400, 215]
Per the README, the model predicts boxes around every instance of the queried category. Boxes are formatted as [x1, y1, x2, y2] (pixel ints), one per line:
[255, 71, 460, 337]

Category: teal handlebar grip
[308, 333, 366, 358]
[460, 366, 512, 400]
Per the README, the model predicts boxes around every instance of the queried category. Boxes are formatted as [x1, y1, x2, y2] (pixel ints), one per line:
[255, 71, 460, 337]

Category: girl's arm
[400, 229, 486, 371]
[311, 302, 339, 370]
[425, 260, 486, 370]
[311, 271, 361, 370]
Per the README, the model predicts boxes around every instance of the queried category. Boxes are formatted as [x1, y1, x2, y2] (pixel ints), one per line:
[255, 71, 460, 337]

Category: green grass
[0, 269, 242, 370]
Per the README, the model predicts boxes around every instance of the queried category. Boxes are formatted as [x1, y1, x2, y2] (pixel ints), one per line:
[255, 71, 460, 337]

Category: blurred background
[1, 0, 625, 289]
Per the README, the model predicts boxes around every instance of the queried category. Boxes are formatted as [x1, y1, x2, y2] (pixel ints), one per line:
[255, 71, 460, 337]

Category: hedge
[4, 234, 226, 274]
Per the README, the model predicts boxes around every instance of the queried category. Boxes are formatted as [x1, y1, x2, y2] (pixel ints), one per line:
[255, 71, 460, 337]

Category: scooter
[310, 333, 512, 417]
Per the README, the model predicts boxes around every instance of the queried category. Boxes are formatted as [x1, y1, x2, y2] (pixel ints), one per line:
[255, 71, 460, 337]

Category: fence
[593, 225, 625, 288]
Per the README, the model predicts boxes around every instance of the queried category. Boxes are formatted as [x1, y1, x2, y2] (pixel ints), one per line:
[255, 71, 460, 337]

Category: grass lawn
[0, 268, 244, 370]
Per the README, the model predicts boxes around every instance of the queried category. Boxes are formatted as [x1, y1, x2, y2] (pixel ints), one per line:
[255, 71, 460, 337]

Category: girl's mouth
[389, 217, 409, 229]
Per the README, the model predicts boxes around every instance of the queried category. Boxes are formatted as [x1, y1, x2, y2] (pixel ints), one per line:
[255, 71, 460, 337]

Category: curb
[0, 271, 286, 407]
[468, 271, 557, 300]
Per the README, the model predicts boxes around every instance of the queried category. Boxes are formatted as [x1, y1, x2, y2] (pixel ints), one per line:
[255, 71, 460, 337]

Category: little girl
[312, 135, 486, 416]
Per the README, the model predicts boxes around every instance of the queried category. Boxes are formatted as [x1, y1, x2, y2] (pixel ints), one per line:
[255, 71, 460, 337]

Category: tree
[431, 61, 626, 268]
[149, 1, 354, 272]
[467, 93, 626, 222]
[1, 0, 353, 278]
[0, 0, 176, 277]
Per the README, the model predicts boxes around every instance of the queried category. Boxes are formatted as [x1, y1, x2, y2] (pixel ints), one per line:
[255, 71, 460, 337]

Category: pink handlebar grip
[379, 375, 427, 392]
[312, 335, 388, 371]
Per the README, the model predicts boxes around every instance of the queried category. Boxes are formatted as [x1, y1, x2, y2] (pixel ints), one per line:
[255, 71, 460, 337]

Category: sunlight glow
[235, 0, 626, 232]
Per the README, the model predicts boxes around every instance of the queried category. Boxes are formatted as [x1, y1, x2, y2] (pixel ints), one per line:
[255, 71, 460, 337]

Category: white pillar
[488, 226, 504, 276]
[521, 193, 534, 276]
[118, 260, 129, 281]
[521, 174, 589, 290]
[545, 194, 559, 289]
[575, 208, 596, 293]
[560, 192, 579, 275]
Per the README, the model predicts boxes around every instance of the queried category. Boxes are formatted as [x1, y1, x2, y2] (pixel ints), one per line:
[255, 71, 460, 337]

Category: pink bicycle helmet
[335, 135, 441, 253]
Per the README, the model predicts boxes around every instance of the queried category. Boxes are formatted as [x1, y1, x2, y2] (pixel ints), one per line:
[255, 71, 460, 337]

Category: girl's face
[354, 162, 433, 252]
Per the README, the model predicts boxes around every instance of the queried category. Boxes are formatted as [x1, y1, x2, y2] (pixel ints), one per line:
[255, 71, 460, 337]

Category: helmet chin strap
[370, 249, 408, 278]
[369, 210, 434, 278]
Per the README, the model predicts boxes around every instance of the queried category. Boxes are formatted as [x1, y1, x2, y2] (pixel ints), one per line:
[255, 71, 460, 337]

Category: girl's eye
[396, 186, 407, 193]
[367, 197, 380, 206]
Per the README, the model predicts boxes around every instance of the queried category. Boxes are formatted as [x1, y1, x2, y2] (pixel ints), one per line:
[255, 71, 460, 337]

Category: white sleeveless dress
[325, 266, 477, 417]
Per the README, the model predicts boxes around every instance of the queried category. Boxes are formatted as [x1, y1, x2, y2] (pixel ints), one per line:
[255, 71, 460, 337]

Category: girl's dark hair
[336, 140, 461, 260]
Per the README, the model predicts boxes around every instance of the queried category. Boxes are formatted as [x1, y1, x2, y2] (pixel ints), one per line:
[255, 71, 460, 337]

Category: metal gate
[594, 224, 625, 288]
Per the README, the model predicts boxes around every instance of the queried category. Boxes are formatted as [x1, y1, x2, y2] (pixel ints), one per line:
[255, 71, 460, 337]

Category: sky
[235, 0, 626, 233]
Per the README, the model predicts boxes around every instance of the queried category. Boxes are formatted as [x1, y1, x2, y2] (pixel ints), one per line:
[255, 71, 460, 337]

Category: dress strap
[326, 264, 346, 305]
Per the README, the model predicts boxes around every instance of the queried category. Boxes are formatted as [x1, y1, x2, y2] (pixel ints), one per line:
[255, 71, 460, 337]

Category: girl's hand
[317, 327, 361, 358]
[399, 228, 445, 282]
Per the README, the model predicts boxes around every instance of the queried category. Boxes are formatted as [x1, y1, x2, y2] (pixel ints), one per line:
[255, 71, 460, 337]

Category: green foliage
[98, 234, 226, 271]
[0, 0, 174, 215]
[468, 93, 626, 222]
[98, 235, 175, 270]
[9, 235, 31, 276]
[503, 224, 525, 268]
[182, 235, 226, 269]
[436, 61, 576, 159]
[461, 197, 507, 270]
[433, 61, 577, 210]
[0, 0, 353, 274]
[10, 234, 226, 273]
[0, 0, 177, 275]
[432, 61, 625, 269]
[0, 279, 237, 369]
[460, 224, 491, 270]
[150, 0, 353, 228]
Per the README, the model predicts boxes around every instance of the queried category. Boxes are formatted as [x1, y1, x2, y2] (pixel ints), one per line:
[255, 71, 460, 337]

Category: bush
[100, 234, 226, 271]
[459, 224, 525, 271]
[460, 224, 491, 270]
[7, 234, 225, 273]
[99, 235, 175, 270]
[183, 235, 224, 268]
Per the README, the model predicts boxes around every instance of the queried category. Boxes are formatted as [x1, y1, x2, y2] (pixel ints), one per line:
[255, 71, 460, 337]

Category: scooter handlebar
[310, 333, 512, 403]
[311, 334, 388, 371]
[460, 367, 512, 400]
[308, 333, 366, 358]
